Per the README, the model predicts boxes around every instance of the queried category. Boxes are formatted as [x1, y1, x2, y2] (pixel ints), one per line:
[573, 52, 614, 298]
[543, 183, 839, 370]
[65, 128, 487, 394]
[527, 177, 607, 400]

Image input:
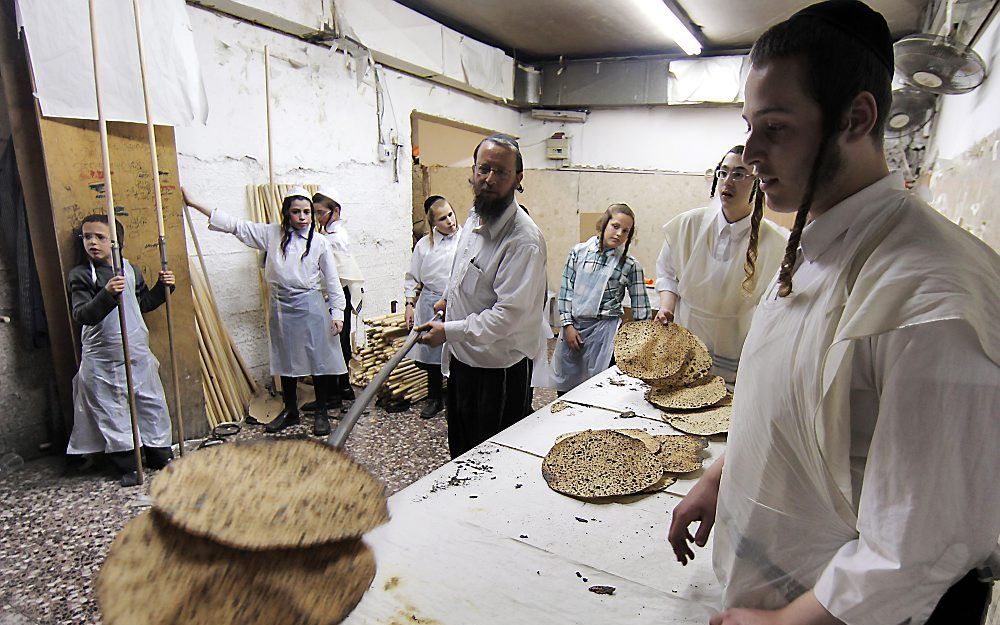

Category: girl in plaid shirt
[551, 203, 650, 393]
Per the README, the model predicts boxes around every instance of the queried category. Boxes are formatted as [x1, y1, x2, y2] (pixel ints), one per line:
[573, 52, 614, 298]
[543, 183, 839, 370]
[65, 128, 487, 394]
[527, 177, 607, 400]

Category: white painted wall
[177, 5, 525, 383]
[516, 106, 747, 174]
[175, 6, 745, 384]
[929, 11, 1000, 161]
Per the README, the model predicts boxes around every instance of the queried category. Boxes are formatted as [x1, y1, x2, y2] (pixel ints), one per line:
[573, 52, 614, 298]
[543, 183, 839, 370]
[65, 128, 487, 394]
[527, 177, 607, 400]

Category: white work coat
[404, 227, 460, 365]
[323, 219, 365, 310]
[714, 174, 1000, 624]
[656, 202, 785, 382]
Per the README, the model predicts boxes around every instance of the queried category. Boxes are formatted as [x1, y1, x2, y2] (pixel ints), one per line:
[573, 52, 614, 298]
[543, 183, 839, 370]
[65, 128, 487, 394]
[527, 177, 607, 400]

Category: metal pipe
[328, 311, 442, 448]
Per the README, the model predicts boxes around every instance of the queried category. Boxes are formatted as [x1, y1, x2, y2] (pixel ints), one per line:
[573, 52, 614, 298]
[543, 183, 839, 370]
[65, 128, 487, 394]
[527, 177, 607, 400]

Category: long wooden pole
[88, 0, 143, 483]
[264, 45, 274, 187]
[131, 0, 185, 456]
[183, 206, 258, 393]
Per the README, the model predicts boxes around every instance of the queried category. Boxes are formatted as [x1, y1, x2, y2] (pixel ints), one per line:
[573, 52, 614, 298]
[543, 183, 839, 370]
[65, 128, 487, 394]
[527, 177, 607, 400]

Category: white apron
[269, 286, 347, 377]
[68, 260, 172, 454]
[325, 223, 366, 349]
[714, 192, 1000, 610]
[666, 204, 785, 383]
[531, 315, 554, 388]
[550, 237, 622, 392]
[410, 287, 444, 365]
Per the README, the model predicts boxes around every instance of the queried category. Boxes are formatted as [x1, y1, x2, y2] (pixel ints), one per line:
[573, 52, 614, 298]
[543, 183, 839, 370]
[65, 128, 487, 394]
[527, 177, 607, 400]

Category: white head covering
[284, 186, 310, 201]
[314, 186, 339, 203]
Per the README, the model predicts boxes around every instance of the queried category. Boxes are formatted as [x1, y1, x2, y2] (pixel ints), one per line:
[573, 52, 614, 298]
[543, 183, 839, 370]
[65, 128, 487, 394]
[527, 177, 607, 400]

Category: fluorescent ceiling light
[631, 0, 702, 56]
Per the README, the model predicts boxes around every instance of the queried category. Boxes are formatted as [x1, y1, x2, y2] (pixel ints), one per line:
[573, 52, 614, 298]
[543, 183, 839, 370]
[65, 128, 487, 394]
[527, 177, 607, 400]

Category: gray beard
[474, 191, 513, 221]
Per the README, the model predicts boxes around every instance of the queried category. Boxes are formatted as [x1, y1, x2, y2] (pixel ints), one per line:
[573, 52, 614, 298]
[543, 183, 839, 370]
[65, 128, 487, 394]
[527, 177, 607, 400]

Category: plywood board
[0, 4, 77, 437]
[423, 166, 710, 289]
[579, 211, 603, 242]
[36, 117, 205, 439]
[422, 165, 798, 292]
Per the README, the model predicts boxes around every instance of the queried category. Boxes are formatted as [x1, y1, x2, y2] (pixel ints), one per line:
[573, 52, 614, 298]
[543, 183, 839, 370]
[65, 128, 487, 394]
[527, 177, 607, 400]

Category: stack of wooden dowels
[350, 312, 429, 404]
[189, 261, 257, 429]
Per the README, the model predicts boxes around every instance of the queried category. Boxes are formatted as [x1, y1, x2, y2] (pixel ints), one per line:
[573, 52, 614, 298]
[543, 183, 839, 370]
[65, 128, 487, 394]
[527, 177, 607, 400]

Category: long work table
[344, 367, 727, 624]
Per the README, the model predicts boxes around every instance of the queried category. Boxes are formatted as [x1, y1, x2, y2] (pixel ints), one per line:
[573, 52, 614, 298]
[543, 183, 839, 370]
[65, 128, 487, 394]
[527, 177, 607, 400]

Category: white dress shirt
[442, 199, 547, 369]
[654, 207, 753, 294]
[324, 219, 351, 254]
[404, 228, 460, 298]
[209, 209, 345, 321]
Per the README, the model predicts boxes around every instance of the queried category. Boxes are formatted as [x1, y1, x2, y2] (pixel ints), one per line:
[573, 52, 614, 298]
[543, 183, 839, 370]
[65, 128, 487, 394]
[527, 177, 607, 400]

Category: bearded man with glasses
[418, 133, 548, 458]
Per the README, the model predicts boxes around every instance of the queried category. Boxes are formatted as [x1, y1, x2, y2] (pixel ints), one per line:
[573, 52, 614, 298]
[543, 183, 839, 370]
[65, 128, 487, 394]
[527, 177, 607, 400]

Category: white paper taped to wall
[16, 0, 208, 126]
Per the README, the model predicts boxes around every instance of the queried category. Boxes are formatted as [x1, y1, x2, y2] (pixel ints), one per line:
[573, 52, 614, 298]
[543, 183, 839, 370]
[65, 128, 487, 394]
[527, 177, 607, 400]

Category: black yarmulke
[791, 0, 894, 72]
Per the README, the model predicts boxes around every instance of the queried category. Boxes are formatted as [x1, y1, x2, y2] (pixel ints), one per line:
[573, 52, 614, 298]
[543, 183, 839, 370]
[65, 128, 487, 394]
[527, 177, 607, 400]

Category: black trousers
[338, 286, 353, 391]
[925, 569, 992, 625]
[445, 356, 532, 459]
[280, 375, 339, 411]
[107, 446, 173, 474]
[414, 361, 444, 401]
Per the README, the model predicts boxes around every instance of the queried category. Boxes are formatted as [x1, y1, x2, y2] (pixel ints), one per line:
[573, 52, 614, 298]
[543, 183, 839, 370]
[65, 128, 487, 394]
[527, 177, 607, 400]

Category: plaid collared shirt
[558, 239, 650, 326]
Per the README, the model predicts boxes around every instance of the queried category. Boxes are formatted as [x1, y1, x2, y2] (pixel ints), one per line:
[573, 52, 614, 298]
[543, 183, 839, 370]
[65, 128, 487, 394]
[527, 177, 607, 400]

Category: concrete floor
[0, 386, 557, 625]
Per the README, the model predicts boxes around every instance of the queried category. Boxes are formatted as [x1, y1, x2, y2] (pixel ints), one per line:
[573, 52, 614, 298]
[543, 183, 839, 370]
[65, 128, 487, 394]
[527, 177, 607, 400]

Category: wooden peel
[88, 0, 143, 482]
[327, 310, 443, 448]
[131, 0, 185, 455]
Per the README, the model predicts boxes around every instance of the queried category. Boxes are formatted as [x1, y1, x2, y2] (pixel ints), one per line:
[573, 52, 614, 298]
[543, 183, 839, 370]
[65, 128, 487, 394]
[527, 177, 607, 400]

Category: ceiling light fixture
[631, 0, 702, 56]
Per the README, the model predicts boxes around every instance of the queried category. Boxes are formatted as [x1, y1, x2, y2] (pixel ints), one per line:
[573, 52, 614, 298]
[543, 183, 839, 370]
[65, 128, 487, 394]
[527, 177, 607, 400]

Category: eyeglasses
[474, 164, 514, 180]
[716, 169, 752, 182]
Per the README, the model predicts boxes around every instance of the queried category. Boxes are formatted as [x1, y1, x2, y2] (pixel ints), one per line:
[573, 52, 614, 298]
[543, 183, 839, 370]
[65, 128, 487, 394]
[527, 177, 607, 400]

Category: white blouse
[209, 209, 345, 320]
[404, 227, 460, 298]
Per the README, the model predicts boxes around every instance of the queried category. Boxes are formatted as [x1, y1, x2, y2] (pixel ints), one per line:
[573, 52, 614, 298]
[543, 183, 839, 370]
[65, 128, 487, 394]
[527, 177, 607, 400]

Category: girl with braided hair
[653, 145, 786, 383]
[184, 187, 347, 436]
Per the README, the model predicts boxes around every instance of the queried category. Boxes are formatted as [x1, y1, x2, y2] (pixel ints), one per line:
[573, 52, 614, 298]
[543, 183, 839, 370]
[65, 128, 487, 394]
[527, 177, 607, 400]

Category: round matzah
[646, 375, 727, 410]
[663, 403, 732, 436]
[150, 439, 388, 549]
[96, 511, 375, 625]
[555, 429, 660, 454]
[613, 320, 689, 380]
[614, 429, 661, 454]
[639, 473, 678, 494]
[650, 330, 713, 389]
[670, 332, 714, 387]
[653, 434, 709, 473]
[542, 430, 664, 498]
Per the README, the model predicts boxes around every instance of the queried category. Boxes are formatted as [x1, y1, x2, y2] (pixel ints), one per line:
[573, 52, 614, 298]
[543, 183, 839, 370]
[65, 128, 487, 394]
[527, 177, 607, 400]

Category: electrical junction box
[546, 134, 570, 160]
